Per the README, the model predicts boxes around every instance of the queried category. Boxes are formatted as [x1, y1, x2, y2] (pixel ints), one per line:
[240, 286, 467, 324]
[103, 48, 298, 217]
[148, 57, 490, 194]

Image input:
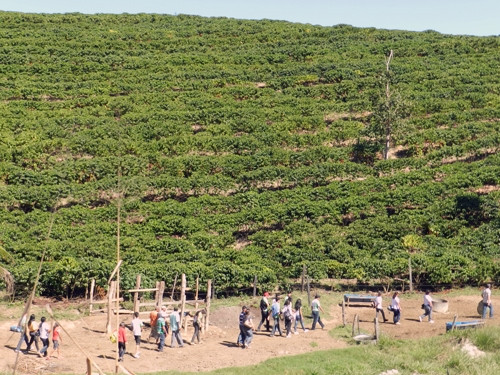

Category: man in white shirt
[482, 283, 493, 319]
[419, 290, 434, 323]
[374, 291, 388, 323]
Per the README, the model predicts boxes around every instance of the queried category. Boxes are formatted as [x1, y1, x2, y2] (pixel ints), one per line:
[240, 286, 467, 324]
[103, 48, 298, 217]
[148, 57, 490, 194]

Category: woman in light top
[419, 290, 434, 323]
[390, 291, 401, 325]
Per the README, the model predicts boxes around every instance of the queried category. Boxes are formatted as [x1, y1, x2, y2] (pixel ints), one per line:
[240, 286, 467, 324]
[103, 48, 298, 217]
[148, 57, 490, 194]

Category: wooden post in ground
[342, 299, 346, 326]
[195, 276, 199, 310]
[158, 281, 165, 307]
[306, 276, 311, 307]
[408, 257, 413, 293]
[170, 273, 178, 301]
[301, 265, 306, 292]
[180, 274, 187, 332]
[253, 275, 257, 298]
[154, 281, 160, 307]
[106, 281, 116, 334]
[133, 274, 141, 314]
[374, 318, 379, 343]
[89, 278, 95, 314]
[86, 358, 92, 375]
[205, 279, 211, 332]
[352, 314, 358, 337]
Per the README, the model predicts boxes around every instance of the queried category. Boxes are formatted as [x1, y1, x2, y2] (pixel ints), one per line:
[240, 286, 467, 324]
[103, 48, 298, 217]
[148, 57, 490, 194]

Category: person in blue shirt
[170, 307, 184, 348]
[270, 296, 283, 337]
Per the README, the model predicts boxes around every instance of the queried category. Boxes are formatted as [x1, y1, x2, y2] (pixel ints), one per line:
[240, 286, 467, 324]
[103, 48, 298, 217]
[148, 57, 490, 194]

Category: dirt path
[1, 293, 498, 374]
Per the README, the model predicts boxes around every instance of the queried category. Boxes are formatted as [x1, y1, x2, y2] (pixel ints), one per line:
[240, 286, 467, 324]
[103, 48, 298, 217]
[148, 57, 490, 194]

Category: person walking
[257, 292, 271, 332]
[131, 312, 143, 358]
[374, 291, 388, 323]
[482, 283, 494, 319]
[170, 307, 184, 348]
[190, 309, 204, 345]
[294, 299, 308, 333]
[282, 299, 293, 338]
[46, 322, 62, 360]
[38, 317, 51, 358]
[270, 296, 282, 337]
[148, 307, 160, 343]
[14, 313, 29, 353]
[237, 306, 248, 346]
[419, 290, 434, 323]
[242, 310, 254, 349]
[311, 294, 325, 330]
[118, 322, 127, 362]
[156, 313, 167, 352]
[26, 314, 40, 353]
[390, 291, 401, 325]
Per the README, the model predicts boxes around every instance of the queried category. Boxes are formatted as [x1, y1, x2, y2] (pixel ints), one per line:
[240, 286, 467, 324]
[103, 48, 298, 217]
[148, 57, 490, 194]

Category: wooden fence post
[158, 281, 165, 307]
[106, 281, 116, 334]
[342, 299, 346, 327]
[180, 274, 187, 332]
[306, 276, 311, 307]
[253, 275, 258, 298]
[409, 257, 413, 292]
[205, 279, 212, 332]
[89, 278, 95, 314]
[133, 274, 141, 314]
[301, 265, 306, 292]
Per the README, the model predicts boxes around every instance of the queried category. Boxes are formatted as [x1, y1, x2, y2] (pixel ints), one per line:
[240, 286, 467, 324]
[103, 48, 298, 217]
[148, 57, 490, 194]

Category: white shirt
[132, 317, 143, 336]
[390, 296, 400, 310]
[375, 296, 383, 309]
[39, 322, 50, 339]
[483, 288, 491, 304]
[424, 294, 432, 306]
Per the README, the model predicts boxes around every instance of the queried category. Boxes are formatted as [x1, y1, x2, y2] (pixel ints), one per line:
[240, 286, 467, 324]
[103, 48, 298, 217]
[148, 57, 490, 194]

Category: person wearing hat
[257, 292, 271, 332]
[311, 294, 325, 330]
[482, 283, 493, 319]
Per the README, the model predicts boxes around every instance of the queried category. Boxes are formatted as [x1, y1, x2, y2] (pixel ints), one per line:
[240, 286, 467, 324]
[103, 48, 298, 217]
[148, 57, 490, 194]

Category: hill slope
[0, 12, 499, 297]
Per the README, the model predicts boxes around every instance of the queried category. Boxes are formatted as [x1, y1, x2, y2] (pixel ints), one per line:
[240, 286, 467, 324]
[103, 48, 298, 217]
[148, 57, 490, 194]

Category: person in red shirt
[46, 322, 62, 360]
[118, 322, 127, 362]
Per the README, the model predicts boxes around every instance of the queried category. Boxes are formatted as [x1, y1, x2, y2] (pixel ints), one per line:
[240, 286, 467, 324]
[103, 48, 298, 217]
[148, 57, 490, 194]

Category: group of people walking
[375, 284, 494, 325]
[238, 291, 326, 349]
[14, 314, 62, 359]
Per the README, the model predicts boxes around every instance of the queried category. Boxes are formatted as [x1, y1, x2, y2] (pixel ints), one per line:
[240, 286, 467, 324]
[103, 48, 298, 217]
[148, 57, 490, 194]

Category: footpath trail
[1, 294, 498, 374]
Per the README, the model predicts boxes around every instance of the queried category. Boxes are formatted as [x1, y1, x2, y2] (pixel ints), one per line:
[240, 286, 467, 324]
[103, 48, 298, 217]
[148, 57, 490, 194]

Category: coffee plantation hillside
[0, 12, 499, 297]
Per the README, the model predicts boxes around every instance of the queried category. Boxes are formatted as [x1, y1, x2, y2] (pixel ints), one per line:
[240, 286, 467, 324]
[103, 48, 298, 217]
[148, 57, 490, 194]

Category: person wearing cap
[311, 294, 325, 330]
[257, 292, 271, 332]
[482, 283, 494, 319]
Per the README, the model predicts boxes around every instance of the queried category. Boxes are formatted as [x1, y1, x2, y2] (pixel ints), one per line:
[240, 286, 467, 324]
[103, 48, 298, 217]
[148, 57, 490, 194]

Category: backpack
[260, 298, 268, 310]
[283, 307, 292, 321]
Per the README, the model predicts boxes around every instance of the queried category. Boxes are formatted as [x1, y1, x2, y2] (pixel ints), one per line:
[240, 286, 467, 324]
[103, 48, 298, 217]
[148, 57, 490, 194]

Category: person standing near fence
[311, 294, 325, 330]
[190, 309, 205, 345]
[170, 307, 184, 348]
[156, 313, 167, 352]
[131, 312, 143, 358]
[257, 292, 271, 332]
[390, 291, 401, 325]
[374, 291, 388, 323]
[419, 290, 434, 323]
[118, 322, 127, 361]
[482, 283, 494, 319]
[148, 306, 160, 343]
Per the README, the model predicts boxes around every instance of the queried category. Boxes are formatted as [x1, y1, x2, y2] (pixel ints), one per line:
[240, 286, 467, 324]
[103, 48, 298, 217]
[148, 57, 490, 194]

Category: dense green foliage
[0, 12, 499, 297]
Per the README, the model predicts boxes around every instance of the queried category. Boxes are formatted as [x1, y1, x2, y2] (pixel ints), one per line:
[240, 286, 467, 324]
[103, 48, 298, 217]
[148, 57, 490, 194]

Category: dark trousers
[191, 322, 200, 343]
[27, 332, 40, 351]
[40, 338, 50, 356]
[118, 342, 126, 359]
[285, 318, 292, 336]
[376, 308, 387, 322]
[393, 309, 401, 324]
[257, 309, 270, 331]
[311, 311, 324, 330]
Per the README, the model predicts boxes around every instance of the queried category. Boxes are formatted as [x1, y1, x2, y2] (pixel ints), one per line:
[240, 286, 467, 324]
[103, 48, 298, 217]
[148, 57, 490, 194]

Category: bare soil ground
[1, 293, 498, 374]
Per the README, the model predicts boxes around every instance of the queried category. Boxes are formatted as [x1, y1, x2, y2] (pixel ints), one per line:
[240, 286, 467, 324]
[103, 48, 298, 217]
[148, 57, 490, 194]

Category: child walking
[46, 322, 62, 359]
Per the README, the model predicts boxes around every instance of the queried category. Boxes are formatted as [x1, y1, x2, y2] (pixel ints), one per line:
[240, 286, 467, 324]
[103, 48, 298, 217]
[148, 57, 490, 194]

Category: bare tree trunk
[383, 50, 394, 160]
